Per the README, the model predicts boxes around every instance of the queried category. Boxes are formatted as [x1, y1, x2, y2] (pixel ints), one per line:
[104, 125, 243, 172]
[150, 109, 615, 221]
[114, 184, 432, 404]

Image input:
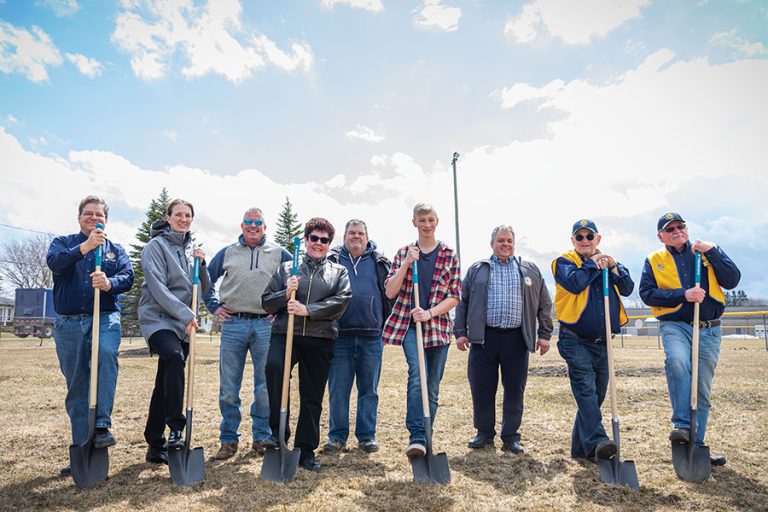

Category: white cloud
[35, 0, 80, 17]
[505, 0, 650, 45]
[0, 20, 62, 82]
[711, 29, 767, 57]
[112, 0, 314, 82]
[320, 0, 383, 12]
[162, 129, 178, 141]
[345, 124, 385, 143]
[65, 52, 102, 78]
[413, 0, 461, 32]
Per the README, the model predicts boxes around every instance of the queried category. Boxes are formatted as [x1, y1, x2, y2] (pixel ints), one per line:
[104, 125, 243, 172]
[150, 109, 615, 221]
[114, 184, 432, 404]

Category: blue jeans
[219, 316, 273, 443]
[661, 321, 721, 445]
[327, 334, 383, 444]
[402, 327, 450, 445]
[54, 312, 122, 445]
[556, 332, 610, 458]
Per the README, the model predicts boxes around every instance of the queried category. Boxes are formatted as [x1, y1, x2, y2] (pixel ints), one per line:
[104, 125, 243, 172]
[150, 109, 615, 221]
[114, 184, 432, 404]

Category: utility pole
[451, 152, 461, 264]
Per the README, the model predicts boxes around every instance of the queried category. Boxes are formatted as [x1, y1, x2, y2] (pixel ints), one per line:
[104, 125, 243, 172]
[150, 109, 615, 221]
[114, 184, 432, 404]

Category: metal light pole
[451, 152, 461, 264]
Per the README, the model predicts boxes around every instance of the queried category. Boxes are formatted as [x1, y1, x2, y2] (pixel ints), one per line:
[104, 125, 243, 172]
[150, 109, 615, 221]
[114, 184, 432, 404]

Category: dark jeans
[144, 330, 189, 448]
[265, 332, 334, 460]
[556, 331, 610, 458]
[468, 326, 530, 443]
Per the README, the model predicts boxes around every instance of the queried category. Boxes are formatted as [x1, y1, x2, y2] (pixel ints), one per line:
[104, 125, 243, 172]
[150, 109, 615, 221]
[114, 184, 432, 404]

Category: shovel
[169, 256, 205, 486]
[262, 237, 302, 483]
[671, 251, 711, 482]
[70, 223, 109, 488]
[597, 267, 640, 490]
[409, 261, 451, 485]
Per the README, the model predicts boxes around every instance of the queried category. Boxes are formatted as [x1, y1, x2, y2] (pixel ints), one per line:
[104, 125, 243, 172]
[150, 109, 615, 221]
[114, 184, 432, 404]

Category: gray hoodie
[138, 220, 211, 342]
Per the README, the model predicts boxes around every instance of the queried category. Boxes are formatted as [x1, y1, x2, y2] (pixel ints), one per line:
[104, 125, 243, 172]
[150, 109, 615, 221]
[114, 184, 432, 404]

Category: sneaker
[405, 443, 427, 458]
[322, 439, 345, 454]
[669, 427, 690, 444]
[359, 440, 380, 453]
[299, 457, 321, 472]
[594, 440, 617, 461]
[212, 442, 238, 460]
[146, 445, 169, 465]
[710, 454, 727, 466]
[167, 430, 184, 450]
[93, 428, 117, 449]
[251, 440, 267, 456]
[59, 464, 72, 478]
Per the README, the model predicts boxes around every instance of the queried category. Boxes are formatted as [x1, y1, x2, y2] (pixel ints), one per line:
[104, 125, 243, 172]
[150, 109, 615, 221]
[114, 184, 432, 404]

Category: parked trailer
[13, 288, 55, 339]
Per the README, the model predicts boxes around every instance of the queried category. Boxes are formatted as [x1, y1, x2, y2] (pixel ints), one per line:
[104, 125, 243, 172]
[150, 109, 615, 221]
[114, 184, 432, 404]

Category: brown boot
[213, 442, 238, 460]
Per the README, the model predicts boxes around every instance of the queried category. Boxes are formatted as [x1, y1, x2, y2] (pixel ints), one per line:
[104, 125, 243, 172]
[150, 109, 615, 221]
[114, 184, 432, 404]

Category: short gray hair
[345, 219, 368, 235]
[491, 225, 515, 243]
[413, 202, 437, 218]
[78, 195, 109, 218]
[243, 207, 264, 218]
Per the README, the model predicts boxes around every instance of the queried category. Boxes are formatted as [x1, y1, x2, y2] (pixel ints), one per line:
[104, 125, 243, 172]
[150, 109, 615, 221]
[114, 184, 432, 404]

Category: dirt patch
[530, 365, 663, 378]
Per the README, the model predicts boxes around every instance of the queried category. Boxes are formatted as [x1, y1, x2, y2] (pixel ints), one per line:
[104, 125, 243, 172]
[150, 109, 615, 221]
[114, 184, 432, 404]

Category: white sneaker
[405, 443, 426, 458]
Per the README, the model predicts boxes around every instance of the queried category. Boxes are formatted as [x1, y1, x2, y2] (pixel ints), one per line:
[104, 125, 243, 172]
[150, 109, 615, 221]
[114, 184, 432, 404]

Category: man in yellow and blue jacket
[552, 219, 634, 462]
[639, 212, 740, 467]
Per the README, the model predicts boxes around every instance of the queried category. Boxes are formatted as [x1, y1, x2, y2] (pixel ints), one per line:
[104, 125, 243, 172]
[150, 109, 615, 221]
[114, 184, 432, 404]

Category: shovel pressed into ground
[168, 256, 205, 486]
[70, 223, 109, 489]
[261, 237, 302, 483]
[671, 251, 711, 482]
[409, 261, 451, 485]
[596, 267, 640, 490]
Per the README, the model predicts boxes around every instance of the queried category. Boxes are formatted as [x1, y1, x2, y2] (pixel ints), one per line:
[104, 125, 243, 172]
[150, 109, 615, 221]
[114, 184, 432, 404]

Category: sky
[1, 0, 767, 302]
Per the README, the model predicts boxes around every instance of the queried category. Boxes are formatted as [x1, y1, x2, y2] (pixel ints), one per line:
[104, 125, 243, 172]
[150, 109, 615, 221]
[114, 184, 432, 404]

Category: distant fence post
[764, 314, 767, 352]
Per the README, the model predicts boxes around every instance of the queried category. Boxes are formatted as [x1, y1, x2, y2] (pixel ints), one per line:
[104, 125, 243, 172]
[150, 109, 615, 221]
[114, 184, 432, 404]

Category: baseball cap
[572, 219, 598, 235]
[657, 212, 685, 232]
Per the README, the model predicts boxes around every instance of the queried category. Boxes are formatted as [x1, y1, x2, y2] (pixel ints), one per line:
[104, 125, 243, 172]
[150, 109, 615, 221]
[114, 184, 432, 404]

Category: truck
[13, 288, 55, 339]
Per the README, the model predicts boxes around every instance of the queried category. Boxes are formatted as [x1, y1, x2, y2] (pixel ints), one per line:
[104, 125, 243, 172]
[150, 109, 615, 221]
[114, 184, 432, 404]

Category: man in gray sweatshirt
[204, 207, 291, 460]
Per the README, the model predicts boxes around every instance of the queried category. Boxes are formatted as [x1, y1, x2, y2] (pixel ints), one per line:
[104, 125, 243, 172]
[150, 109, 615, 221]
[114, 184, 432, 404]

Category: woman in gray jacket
[139, 198, 210, 464]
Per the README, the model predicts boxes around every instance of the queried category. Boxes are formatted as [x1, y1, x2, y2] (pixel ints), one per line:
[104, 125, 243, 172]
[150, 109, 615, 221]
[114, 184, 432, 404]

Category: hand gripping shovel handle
[603, 268, 619, 422]
[411, 262, 431, 421]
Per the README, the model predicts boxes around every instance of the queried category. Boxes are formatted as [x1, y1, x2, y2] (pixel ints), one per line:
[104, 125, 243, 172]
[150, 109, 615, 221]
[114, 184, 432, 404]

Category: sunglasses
[243, 219, 264, 227]
[574, 233, 595, 241]
[308, 234, 331, 244]
[664, 224, 687, 233]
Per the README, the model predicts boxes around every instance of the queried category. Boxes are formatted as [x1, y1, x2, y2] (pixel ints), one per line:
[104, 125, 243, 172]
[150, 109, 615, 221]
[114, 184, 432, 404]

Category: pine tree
[121, 188, 171, 327]
[274, 196, 303, 254]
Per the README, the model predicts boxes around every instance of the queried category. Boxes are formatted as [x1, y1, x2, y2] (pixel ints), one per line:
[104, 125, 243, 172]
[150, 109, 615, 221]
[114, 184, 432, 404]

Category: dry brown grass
[0, 335, 767, 512]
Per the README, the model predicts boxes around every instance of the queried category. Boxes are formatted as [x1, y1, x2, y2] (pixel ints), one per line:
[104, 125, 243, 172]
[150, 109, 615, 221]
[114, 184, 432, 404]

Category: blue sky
[1, 0, 767, 301]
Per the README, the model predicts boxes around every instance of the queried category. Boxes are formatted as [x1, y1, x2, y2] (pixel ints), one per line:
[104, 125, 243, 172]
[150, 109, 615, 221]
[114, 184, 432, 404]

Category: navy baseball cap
[657, 212, 685, 232]
[572, 219, 598, 235]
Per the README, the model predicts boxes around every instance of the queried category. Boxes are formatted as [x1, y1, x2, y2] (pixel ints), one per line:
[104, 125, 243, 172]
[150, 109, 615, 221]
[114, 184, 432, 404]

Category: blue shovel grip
[193, 257, 200, 285]
[694, 251, 702, 287]
[95, 223, 104, 266]
[602, 267, 609, 297]
[291, 237, 301, 275]
[412, 261, 419, 285]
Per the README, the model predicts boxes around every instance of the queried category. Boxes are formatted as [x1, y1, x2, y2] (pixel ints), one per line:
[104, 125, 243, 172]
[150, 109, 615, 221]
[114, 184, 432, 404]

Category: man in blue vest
[552, 219, 634, 463]
[47, 195, 134, 477]
[204, 207, 291, 460]
[639, 212, 740, 467]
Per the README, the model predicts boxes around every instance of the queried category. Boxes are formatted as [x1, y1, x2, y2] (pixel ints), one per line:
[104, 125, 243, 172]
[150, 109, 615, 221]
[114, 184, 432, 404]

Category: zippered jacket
[262, 255, 352, 340]
[138, 221, 211, 342]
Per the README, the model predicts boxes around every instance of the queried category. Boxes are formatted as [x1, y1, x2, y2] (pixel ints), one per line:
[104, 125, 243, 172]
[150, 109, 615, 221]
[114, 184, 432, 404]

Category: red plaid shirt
[383, 241, 461, 348]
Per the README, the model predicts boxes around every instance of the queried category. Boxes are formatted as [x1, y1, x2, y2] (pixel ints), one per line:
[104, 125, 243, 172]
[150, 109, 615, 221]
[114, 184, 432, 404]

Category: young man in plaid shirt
[383, 203, 461, 458]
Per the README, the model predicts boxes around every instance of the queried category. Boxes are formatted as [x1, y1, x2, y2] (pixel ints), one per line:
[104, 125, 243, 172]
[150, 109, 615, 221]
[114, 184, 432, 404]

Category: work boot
[261, 436, 279, 450]
[322, 439, 345, 454]
[669, 427, 690, 443]
[594, 440, 617, 461]
[251, 440, 267, 456]
[59, 464, 72, 478]
[146, 445, 168, 465]
[213, 443, 238, 460]
[299, 457, 321, 472]
[359, 439, 380, 453]
[93, 428, 117, 449]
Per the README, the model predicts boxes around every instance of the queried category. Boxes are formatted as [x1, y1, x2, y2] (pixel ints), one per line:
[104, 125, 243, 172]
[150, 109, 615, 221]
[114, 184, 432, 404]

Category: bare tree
[0, 234, 54, 289]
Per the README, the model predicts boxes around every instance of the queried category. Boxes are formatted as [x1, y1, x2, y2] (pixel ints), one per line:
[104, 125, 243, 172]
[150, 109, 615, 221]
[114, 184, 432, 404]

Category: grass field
[0, 335, 766, 512]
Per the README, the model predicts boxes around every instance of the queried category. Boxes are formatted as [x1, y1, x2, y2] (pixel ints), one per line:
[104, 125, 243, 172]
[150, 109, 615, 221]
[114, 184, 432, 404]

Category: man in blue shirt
[46, 195, 134, 477]
[640, 212, 740, 467]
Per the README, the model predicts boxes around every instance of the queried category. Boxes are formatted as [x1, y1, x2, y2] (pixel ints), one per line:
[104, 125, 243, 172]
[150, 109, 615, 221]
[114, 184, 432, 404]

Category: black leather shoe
[146, 445, 169, 464]
[710, 454, 727, 466]
[93, 428, 117, 449]
[468, 434, 494, 449]
[669, 427, 690, 444]
[594, 440, 617, 461]
[501, 440, 525, 454]
[299, 457, 321, 472]
[167, 430, 184, 450]
[59, 464, 71, 478]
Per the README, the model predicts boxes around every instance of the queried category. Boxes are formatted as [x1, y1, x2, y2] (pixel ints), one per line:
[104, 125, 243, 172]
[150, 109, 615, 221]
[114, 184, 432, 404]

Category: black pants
[265, 332, 334, 460]
[467, 326, 530, 443]
[144, 329, 188, 448]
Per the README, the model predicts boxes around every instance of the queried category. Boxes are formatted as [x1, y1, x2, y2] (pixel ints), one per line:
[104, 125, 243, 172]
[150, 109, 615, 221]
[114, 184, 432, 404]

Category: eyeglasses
[664, 224, 687, 233]
[243, 219, 264, 227]
[80, 212, 106, 219]
[308, 234, 331, 244]
[574, 233, 595, 241]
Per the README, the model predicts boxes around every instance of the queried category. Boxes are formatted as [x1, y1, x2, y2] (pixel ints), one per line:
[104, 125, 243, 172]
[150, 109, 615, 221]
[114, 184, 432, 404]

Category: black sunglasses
[308, 234, 331, 244]
[664, 224, 687, 233]
[574, 233, 595, 241]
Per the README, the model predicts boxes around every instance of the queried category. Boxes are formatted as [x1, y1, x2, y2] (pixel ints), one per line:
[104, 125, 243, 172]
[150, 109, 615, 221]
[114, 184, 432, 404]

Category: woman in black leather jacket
[262, 217, 352, 472]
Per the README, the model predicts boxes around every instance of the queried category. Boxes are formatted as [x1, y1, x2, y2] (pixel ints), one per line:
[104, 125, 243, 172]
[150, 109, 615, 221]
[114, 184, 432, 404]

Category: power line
[0, 223, 56, 237]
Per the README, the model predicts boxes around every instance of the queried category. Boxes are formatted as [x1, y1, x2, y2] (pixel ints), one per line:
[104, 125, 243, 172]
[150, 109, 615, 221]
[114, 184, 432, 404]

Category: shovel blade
[261, 447, 301, 483]
[597, 458, 640, 490]
[168, 447, 205, 486]
[411, 452, 451, 485]
[671, 441, 711, 482]
[69, 442, 108, 489]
